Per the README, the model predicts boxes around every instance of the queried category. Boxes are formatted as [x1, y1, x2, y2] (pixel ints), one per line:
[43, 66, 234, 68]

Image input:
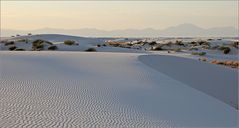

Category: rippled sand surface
[0, 52, 237, 128]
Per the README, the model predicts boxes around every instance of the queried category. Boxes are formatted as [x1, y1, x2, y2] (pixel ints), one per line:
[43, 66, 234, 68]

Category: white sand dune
[0, 51, 238, 127]
[139, 55, 238, 109]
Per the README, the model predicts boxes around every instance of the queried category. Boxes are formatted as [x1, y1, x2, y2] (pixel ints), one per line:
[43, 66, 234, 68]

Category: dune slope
[139, 55, 238, 109]
[0, 51, 238, 127]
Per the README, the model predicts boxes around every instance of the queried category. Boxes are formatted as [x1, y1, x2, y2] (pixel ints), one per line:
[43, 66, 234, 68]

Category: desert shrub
[28, 33, 32, 36]
[48, 45, 58, 50]
[8, 46, 17, 51]
[16, 34, 20, 37]
[97, 44, 101, 47]
[218, 46, 230, 54]
[152, 45, 163, 51]
[175, 40, 184, 46]
[191, 52, 206, 56]
[64, 40, 75, 45]
[207, 39, 213, 41]
[231, 42, 239, 49]
[149, 41, 157, 45]
[103, 44, 106, 46]
[198, 40, 209, 45]
[15, 48, 25, 51]
[4, 41, 14, 46]
[85, 48, 97, 52]
[32, 39, 52, 50]
[223, 48, 230, 54]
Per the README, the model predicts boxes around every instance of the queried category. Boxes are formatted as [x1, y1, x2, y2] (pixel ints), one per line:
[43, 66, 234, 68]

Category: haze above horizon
[1, 1, 238, 31]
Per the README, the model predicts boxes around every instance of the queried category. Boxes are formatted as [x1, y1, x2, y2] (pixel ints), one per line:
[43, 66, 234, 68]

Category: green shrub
[85, 48, 96, 52]
[191, 52, 206, 56]
[48, 45, 58, 50]
[9, 46, 17, 51]
[64, 40, 75, 45]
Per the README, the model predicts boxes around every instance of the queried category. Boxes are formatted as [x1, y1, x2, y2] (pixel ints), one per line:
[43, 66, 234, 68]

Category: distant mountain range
[1, 23, 238, 37]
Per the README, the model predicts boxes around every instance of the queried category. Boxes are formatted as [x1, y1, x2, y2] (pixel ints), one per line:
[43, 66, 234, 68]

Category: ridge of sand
[0, 51, 238, 127]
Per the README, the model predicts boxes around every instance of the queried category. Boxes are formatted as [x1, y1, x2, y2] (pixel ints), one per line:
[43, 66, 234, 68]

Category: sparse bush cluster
[32, 39, 53, 51]
[211, 60, 239, 68]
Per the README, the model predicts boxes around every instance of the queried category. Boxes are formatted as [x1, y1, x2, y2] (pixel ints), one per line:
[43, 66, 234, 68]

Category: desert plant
[97, 44, 101, 47]
[152, 45, 163, 51]
[149, 41, 157, 45]
[64, 40, 75, 45]
[4, 41, 15, 46]
[102, 44, 106, 46]
[218, 46, 230, 54]
[191, 52, 206, 56]
[8, 46, 17, 51]
[48, 45, 58, 50]
[85, 48, 97, 52]
[28, 33, 32, 36]
[175, 40, 184, 46]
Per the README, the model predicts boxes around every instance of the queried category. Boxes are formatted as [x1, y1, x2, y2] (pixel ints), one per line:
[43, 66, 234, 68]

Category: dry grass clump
[106, 42, 127, 47]
[85, 48, 97, 52]
[210, 60, 239, 68]
[64, 40, 76, 45]
[191, 52, 206, 56]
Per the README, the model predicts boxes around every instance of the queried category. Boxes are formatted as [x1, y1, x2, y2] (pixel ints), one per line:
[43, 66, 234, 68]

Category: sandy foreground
[0, 51, 238, 127]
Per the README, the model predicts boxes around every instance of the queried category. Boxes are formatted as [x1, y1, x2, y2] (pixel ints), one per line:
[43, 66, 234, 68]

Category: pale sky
[1, 1, 238, 30]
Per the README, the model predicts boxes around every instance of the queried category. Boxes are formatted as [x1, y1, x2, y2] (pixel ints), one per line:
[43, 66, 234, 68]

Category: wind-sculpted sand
[0, 51, 238, 127]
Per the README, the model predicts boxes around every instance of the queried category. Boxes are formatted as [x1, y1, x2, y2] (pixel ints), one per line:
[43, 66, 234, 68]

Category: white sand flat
[0, 51, 238, 127]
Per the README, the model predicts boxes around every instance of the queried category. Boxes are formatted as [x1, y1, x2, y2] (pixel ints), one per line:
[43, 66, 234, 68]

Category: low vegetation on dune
[32, 39, 53, 51]
[48, 45, 58, 50]
[8, 46, 17, 51]
[4, 41, 15, 46]
[218, 46, 231, 54]
[191, 52, 206, 56]
[64, 40, 76, 45]
[85, 48, 97, 52]
[211, 60, 239, 68]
